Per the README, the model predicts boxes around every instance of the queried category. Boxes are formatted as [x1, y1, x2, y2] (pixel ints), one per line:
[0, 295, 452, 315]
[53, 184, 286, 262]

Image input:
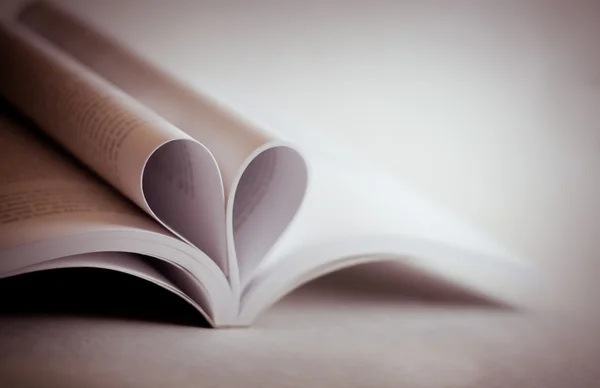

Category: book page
[0, 107, 235, 324]
[229, 145, 307, 285]
[237, 150, 540, 322]
[261, 153, 520, 266]
[0, 102, 163, 265]
[18, 2, 310, 289]
[0, 21, 229, 273]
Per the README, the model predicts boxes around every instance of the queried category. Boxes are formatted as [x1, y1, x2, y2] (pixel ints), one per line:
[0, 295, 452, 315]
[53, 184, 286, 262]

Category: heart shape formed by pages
[142, 139, 308, 290]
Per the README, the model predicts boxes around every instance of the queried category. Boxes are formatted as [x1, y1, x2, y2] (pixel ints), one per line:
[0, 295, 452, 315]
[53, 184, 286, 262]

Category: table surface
[1, 1, 600, 387]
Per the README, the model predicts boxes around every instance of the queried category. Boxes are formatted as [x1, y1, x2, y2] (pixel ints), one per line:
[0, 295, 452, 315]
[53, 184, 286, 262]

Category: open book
[0, 1, 536, 327]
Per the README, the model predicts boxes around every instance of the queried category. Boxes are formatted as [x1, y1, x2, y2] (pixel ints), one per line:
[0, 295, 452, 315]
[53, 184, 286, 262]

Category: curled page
[0, 22, 228, 274]
[141, 139, 226, 270]
[18, 2, 310, 290]
[229, 144, 308, 285]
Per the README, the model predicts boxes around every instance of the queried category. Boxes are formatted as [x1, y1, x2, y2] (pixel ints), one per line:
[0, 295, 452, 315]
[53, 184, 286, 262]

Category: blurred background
[1, 0, 599, 313]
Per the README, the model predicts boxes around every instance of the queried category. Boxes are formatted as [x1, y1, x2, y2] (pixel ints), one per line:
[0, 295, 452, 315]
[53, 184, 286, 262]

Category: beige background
[1, 1, 599, 387]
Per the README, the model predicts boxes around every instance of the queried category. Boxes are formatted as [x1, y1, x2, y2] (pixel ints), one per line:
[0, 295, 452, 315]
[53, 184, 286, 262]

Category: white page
[237, 146, 539, 321]
[0, 21, 229, 273]
[261, 151, 520, 269]
[240, 234, 539, 324]
[228, 144, 307, 285]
